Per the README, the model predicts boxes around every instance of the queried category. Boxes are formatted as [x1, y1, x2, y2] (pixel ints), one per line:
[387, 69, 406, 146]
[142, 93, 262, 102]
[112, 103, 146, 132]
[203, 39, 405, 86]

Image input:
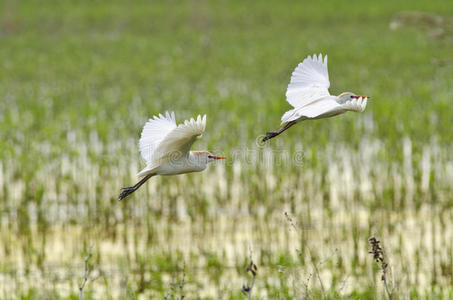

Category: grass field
[1, 0, 453, 299]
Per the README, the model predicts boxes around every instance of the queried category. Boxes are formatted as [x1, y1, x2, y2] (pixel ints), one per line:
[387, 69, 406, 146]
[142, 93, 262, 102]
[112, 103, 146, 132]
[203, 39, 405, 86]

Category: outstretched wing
[147, 114, 207, 168]
[139, 111, 177, 164]
[285, 54, 330, 108]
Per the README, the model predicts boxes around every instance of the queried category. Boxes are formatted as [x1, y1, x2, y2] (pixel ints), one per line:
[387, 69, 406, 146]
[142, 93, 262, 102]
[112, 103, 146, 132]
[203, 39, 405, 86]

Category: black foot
[119, 186, 136, 201]
[262, 131, 278, 142]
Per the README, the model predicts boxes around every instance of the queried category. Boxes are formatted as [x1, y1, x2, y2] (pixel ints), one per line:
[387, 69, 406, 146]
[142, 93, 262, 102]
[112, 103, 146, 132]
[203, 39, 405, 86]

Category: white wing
[146, 114, 207, 169]
[286, 54, 330, 108]
[283, 97, 343, 122]
[297, 98, 342, 118]
[139, 111, 177, 164]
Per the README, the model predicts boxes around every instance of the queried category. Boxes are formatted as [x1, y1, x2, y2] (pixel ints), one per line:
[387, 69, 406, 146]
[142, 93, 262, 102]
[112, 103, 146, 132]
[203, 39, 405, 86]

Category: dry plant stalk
[368, 237, 393, 300]
[241, 260, 258, 300]
[79, 246, 93, 300]
[164, 262, 186, 300]
[178, 263, 186, 300]
[284, 212, 326, 298]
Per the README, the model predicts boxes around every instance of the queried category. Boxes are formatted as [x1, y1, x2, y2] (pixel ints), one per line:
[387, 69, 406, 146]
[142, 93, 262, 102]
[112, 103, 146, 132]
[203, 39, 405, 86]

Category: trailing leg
[118, 173, 154, 200]
[262, 121, 297, 142]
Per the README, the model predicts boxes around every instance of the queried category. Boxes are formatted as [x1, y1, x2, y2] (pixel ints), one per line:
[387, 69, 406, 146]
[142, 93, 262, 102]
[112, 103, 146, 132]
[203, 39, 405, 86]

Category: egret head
[337, 92, 370, 112]
[192, 151, 226, 165]
[338, 92, 369, 102]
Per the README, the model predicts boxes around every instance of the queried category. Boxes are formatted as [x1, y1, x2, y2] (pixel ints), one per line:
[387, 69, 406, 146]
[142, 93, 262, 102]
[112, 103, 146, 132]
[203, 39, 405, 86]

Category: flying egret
[119, 111, 225, 200]
[262, 54, 370, 142]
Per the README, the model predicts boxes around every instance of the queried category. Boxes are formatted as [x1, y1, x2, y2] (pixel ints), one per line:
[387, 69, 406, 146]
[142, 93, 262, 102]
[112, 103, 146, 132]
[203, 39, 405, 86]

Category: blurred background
[0, 0, 452, 298]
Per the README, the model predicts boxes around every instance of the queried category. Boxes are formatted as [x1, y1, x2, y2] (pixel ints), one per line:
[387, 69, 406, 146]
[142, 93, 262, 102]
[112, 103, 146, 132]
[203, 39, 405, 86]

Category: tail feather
[118, 173, 154, 201]
[281, 109, 296, 124]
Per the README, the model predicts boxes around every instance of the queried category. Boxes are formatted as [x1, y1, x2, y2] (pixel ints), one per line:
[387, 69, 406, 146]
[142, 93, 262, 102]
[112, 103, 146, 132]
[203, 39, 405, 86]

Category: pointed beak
[361, 95, 370, 99]
[208, 155, 226, 160]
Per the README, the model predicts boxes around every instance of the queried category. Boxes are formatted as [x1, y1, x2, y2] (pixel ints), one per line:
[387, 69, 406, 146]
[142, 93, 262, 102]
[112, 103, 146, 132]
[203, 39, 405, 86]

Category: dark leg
[118, 173, 154, 201]
[262, 121, 297, 142]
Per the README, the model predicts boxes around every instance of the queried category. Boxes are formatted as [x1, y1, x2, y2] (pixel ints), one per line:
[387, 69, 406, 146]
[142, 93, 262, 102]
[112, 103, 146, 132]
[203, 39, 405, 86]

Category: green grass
[1, 0, 453, 299]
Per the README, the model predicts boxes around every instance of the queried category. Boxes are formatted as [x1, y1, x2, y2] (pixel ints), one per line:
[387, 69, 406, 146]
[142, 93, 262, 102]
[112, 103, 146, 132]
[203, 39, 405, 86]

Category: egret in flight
[119, 111, 225, 200]
[262, 54, 369, 142]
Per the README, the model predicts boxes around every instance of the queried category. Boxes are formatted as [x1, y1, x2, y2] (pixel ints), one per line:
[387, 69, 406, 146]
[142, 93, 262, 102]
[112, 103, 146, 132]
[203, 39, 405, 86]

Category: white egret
[263, 54, 370, 141]
[119, 111, 225, 200]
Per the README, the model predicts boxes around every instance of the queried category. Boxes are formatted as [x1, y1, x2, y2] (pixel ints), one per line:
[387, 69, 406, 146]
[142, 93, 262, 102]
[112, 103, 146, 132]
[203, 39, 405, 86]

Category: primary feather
[137, 113, 206, 177]
[139, 111, 177, 164]
[152, 115, 206, 163]
[285, 53, 330, 109]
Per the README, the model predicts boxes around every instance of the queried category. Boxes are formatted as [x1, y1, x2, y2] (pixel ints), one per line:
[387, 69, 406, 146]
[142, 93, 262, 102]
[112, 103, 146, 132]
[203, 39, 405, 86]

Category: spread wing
[146, 114, 206, 169]
[285, 54, 330, 108]
[139, 111, 177, 164]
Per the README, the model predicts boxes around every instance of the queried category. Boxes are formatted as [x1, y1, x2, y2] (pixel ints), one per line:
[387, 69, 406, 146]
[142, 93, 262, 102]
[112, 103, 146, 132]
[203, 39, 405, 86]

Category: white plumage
[138, 112, 206, 175]
[285, 53, 330, 109]
[119, 111, 224, 200]
[139, 111, 177, 164]
[263, 53, 370, 141]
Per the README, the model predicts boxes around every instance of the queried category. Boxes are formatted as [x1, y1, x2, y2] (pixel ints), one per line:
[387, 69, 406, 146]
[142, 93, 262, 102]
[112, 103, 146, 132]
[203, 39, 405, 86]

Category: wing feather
[285, 97, 343, 121]
[146, 114, 207, 170]
[285, 54, 330, 108]
[139, 111, 177, 164]
[298, 98, 341, 118]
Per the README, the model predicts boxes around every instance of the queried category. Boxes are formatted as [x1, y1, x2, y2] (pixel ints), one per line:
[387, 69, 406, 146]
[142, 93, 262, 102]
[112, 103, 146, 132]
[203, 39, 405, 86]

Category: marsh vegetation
[1, 0, 452, 298]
